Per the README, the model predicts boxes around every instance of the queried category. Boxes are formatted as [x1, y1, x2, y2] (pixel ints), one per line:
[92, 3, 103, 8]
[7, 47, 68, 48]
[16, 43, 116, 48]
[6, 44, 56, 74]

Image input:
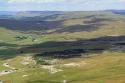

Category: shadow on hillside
[0, 48, 18, 59]
[0, 36, 125, 60]
[48, 17, 114, 33]
[19, 36, 125, 59]
[0, 17, 113, 33]
[0, 19, 61, 31]
[0, 42, 24, 60]
[53, 24, 102, 33]
[84, 16, 114, 23]
[0, 42, 20, 47]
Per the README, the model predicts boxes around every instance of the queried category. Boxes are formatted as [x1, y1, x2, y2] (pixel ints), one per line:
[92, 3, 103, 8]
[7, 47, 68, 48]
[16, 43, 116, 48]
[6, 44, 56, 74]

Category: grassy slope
[1, 19, 125, 45]
[0, 28, 18, 42]
[0, 12, 125, 83]
[0, 52, 125, 83]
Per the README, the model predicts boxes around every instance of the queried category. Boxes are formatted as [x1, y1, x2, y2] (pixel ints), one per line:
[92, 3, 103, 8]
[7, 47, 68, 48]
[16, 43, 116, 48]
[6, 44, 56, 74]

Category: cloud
[64, 0, 125, 5]
[7, 0, 66, 3]
[7, 0, 125, 4]
[117, 0, 125, 2]
[2, 0, 125, 11]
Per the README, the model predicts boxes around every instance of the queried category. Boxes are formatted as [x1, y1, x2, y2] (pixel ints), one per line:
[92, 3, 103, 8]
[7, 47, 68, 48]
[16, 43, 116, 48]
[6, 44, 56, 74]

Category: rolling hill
[0, 10, 125, 83]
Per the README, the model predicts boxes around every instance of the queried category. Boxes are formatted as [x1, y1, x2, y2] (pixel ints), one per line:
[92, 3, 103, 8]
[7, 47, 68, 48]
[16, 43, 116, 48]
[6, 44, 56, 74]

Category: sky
[0, 0, 125, 11]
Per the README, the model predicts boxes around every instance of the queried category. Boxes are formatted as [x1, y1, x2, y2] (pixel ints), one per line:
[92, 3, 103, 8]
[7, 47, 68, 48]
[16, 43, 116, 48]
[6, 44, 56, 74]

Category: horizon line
[0, 9, 125, 12]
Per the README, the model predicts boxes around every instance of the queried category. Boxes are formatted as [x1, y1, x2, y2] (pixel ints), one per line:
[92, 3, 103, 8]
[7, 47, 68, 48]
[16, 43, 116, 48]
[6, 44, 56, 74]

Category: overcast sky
[0, 0, 125, 11]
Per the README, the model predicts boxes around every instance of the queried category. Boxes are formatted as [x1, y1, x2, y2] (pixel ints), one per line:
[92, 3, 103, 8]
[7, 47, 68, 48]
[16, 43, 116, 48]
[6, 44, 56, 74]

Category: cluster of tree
[15, 35, 36, 42]
[15, 36, 28, 40]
